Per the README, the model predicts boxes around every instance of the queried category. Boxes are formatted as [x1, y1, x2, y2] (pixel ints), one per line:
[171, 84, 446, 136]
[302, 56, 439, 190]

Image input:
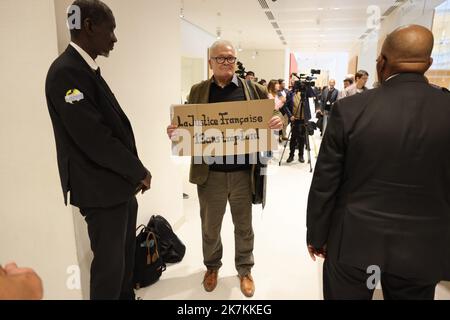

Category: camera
[235, 61, 246, 79]
[292, 69, 320, 93]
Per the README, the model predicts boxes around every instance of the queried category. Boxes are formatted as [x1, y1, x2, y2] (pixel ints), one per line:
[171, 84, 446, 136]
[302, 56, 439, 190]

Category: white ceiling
[182, 0, 402, 52]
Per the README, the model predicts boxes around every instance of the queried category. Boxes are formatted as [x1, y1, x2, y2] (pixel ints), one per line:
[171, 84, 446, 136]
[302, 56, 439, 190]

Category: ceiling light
[179, 0, 185, 18]
[216, 27, 221, 40]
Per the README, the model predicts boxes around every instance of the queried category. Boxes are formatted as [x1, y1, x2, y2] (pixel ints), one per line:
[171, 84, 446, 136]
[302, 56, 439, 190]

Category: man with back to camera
[285, 86, 311, 164]
[307, 24, 450, 300]
[167, 40, 283, 298]
[45, 0, 151, 300]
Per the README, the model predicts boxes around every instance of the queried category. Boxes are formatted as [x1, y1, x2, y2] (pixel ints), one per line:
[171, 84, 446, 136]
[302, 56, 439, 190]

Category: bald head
[377, 25, 434, 81]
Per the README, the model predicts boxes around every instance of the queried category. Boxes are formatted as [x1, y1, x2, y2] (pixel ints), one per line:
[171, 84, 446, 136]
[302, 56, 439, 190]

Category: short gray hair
[209, 40, 236, 57]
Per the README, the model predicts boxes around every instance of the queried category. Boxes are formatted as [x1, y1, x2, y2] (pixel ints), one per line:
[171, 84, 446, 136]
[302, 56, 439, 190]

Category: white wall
[181, 19, 216, 81]
[180, 19, 216, 104]
[0, 0, 184, 300]
[355, 31, 379, 88]
[80, 0, 183, 298]
[0, 0, 81, 300]
[96, 0, 183, 227]
[350, 0, 445, 87]
[237, 49, 286, 82]
[295, 52, 349, 90]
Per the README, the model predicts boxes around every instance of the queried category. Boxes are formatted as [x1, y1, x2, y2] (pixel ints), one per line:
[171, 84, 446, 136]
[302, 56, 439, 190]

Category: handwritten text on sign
[171, 100, 277, 156]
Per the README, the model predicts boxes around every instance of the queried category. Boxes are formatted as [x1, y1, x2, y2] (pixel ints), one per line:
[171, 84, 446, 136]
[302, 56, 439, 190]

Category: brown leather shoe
[239, 274, 255, 298]
[203, 269, 218, 292]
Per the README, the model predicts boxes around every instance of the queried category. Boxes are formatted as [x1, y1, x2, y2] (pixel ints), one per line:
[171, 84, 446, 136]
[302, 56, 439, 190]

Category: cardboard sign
[171, 99, 277, 156]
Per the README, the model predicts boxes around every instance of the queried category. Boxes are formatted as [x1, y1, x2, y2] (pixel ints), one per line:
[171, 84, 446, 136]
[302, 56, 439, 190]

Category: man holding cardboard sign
[167, 40, 282, 298]
[170, 99, 277, 157]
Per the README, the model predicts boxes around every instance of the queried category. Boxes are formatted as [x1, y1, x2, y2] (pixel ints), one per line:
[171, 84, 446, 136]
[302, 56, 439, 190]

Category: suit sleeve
[47, 67, 147, 186]
[306, 101, 346, 248]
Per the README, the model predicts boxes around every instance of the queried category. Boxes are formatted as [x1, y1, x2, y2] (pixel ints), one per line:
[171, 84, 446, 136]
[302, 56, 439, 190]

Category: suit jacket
[307, 73, 450, 282]
[187, 77, 280, 190]
[320, 87, 339, 111]
[45, 45, 147, 208]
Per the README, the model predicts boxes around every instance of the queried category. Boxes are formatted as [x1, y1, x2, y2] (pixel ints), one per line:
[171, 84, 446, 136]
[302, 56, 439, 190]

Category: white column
[0, 0, 81, 300]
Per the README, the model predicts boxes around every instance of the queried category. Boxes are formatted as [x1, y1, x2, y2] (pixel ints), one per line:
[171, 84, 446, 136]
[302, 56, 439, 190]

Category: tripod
[279, 88, 314, 173]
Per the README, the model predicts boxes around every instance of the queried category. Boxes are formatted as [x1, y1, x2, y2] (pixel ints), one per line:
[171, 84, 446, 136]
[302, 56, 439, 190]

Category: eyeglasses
[211, 56, 237, 64]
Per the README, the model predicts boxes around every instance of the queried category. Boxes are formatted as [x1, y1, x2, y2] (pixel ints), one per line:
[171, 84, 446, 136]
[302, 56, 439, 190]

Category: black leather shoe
[287, 155, 294, 163]
[299, 156, 305, 163]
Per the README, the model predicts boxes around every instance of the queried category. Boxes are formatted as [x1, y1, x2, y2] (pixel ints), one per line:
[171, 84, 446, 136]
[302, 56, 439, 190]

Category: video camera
[292, 69, 321, 93]
[235, 61, 246, 79]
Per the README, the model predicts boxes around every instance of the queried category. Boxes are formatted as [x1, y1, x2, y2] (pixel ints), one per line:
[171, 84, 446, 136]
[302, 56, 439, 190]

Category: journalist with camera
[285, 73, 317, 163]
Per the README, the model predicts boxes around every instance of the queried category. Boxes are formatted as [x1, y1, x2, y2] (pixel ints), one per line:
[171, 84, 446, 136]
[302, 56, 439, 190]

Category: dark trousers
[80, 197, 138, 300]
[289, 120, 306, 157]
[323, 259, 437, 300]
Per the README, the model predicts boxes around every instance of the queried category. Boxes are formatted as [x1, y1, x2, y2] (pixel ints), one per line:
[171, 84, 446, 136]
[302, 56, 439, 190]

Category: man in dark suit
[320, 79, 339, 112]
[45, 0, 151, 300]
[307, 25, 450, 300]
[318, 79, 339, 135]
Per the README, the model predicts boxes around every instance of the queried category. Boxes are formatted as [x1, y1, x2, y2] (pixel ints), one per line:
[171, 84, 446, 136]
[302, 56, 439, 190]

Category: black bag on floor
[147, 215, 186, 264]
[133, 225, 166, 289]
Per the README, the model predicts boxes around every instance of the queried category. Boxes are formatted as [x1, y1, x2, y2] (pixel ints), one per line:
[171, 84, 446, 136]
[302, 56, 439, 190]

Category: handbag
[252, 153, 268, 208]
[147, 215, 186, 264]
[133, 225, 166, 289]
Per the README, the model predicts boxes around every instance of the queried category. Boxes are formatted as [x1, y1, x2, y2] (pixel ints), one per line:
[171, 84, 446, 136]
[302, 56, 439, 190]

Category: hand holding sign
[268, 116, 283, 130]
[170, 100, 278, 157]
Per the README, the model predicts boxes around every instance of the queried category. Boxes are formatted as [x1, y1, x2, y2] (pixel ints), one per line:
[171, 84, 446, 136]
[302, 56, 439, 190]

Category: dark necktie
[95, 67, 101, 78]
[327, 88, 334, 102]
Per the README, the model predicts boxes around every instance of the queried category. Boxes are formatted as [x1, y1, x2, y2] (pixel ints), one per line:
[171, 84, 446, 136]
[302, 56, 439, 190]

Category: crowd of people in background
[242, 69, 371, 162]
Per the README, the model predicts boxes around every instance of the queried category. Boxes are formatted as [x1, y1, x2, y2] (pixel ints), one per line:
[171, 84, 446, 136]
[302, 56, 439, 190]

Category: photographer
[286, 89, 311, 163]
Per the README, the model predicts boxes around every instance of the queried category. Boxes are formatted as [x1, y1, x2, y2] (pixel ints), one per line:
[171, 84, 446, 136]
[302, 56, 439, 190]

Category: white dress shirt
[70, 41, 99, 71]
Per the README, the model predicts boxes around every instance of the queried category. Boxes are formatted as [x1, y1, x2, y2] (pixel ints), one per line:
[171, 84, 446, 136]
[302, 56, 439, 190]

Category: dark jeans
[289, 120, 306, 157]
[80, 197, 138, 300]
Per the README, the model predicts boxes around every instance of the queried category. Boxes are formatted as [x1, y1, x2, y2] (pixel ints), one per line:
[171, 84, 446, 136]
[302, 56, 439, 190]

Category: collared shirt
[209, 74, 245, 103]
[207, 74, 250, 172]
[70, 42, 99, 71]
[385, 74, 400, 82]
